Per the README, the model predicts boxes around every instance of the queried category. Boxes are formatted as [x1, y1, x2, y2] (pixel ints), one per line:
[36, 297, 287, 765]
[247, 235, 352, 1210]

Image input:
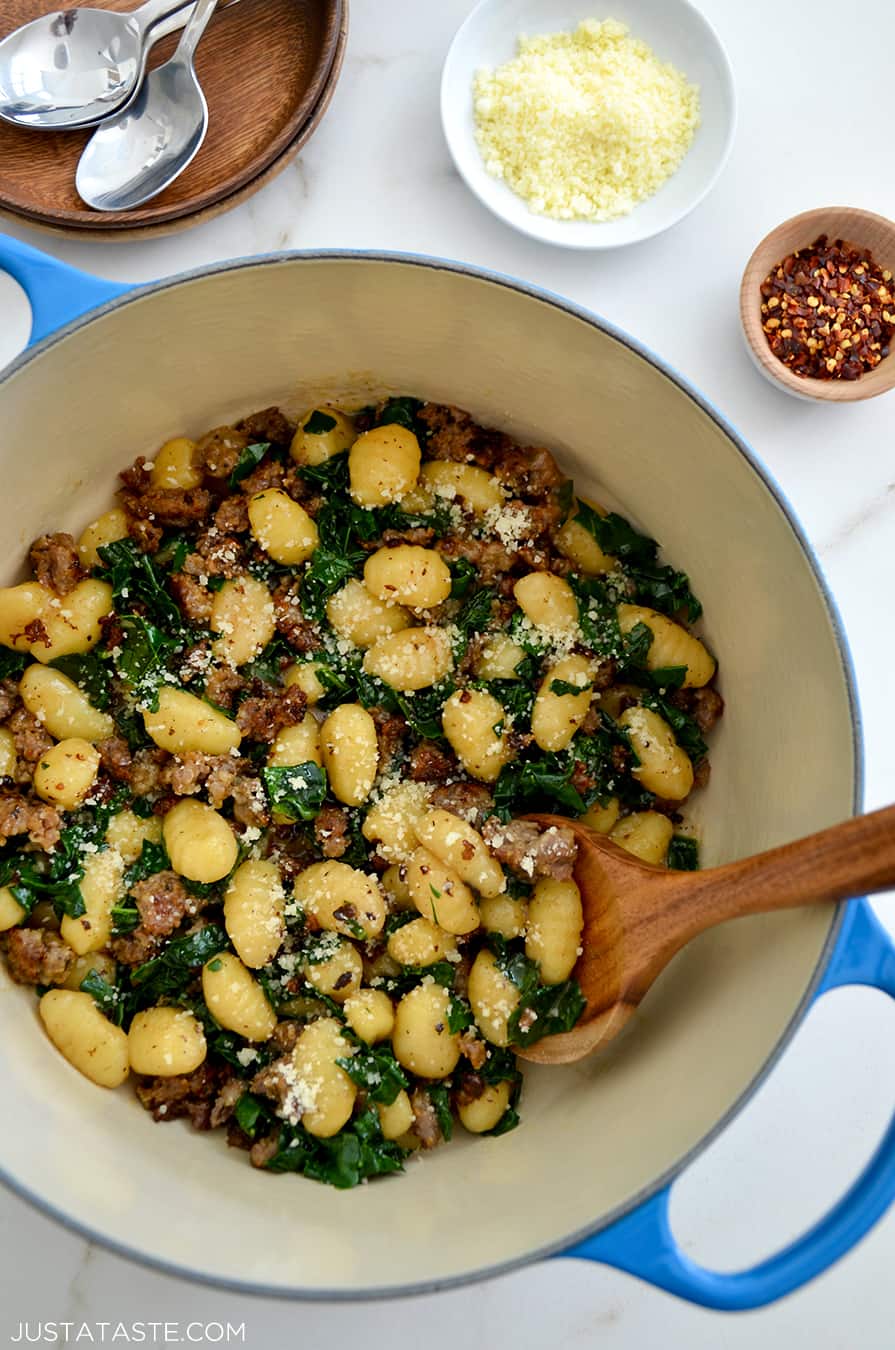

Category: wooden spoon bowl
[518, 805, 895, 1065]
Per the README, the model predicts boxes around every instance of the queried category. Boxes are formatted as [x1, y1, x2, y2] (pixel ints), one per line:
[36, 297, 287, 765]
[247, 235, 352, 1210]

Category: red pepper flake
[760, 235, 894, 380]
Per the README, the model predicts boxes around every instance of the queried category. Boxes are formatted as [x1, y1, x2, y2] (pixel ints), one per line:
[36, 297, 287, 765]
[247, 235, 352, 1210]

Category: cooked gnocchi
[0, 396, 721, 1188]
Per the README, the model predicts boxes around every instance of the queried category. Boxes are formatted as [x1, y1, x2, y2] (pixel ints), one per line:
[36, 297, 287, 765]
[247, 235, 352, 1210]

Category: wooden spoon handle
[680, 803, 895, 934]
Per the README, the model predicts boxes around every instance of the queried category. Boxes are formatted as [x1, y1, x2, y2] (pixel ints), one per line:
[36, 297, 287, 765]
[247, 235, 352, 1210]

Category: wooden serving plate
[0, 0, 344, 232]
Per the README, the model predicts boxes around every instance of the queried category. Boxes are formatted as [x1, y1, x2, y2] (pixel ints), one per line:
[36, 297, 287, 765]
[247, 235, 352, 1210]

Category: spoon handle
[173, 0, 219, 60]
[678, 802, 895, 931]
[148, 0, 238, 43]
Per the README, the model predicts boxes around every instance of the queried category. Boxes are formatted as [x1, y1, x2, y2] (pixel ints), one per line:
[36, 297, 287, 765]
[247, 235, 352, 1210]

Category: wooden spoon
[517, 807, 895, 1065]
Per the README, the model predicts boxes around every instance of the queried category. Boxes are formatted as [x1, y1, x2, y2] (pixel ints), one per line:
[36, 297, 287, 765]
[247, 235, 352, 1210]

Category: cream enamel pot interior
[1, 236, 894, 1311]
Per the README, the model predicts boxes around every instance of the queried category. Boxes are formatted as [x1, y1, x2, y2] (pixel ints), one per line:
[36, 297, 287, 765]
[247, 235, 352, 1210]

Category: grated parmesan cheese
[473, 18, 700, 222]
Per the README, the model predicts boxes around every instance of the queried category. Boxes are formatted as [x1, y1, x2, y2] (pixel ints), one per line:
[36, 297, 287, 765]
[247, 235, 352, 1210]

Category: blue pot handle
[0, 234, 132, 347]
[563, 898, 895, 1310]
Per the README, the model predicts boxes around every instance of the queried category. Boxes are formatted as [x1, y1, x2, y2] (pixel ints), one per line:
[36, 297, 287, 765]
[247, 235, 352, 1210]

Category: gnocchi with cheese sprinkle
[0, 395, 721, 1188]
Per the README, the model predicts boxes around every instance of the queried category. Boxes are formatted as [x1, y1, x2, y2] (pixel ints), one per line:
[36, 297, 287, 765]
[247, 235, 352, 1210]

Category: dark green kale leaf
[425, 1084, 454, 1142]
[228, 443, 271, 490]
[492, 754, 585, 821]
[478, 1045, 521, 1086]
[374, 960, 456, 998]
[300, 506, 369, 623]
[453, 587, 496, 652]
[448, 557, 477, 598]
[556, 477, 575, 523]
[621, 620, 653, 670]
[110, 902, 139, 935]
[80, 970, 124, 1021]
[667, 835, 700, 871]
[96, 538, 183, 629]
[0, 794, 126, 920]
[265, 1106, 407, 1188]
[124, 838, 170, 889]
[447, 994, 474, 1034]
[131, 924, 228, 1003]
[114, 616, 181, 710]
[234, 1093, 268, 1138]
[550, 678, 591, 697]
[645, 666, 688, 691]
[303, 411, 338, 436]
[239, 635, 291, 684]
[336, 1043, 409, 1106]
[375, 499, 456, 539]
[489, 936, 587, 1048]
[0, 648, 26, 680]
[374, 396, 426, 438]
[475, 1045, 524, 1136]
[154, 533, 190, 575]
[569, 575, 623, 661]
[481, 676, 535, 727]
[356, 673, 454, 742]
[640, 691, 707, 763]
[574, 501, 702, 622]
[51, 651, 111, 711]
[261, 762, 328, 822]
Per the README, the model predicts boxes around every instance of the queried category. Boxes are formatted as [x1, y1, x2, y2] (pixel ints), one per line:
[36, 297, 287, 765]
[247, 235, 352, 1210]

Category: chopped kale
[569, 575, 623, 661]
[336, 1043, 409, 1106]
[264, 1106, 407, 1188]
[447, 994, 474, 1034]
[261, 762, 328, 822]
[640, 691, 707, 763]
[556, 477, 575, 522]
[448, 557, 478, 598]
[426, 1084, 454, 1142]
[481, 675, 535, 727]
[621, 620, 654, 670]
[234, 1093, 268, 1139]
[110, 903, 139, 935]
[489, 936, 586, 1048]
[123, 838, 170, 890]
[80, 970, 125, 1024]
[131, 924, 228, 1003]
[303, 410, 338, 436]
[240, 635, 291, 684]
[51, 651, 111, 710]
[492, 753, 585, 820]
[356, 673, 454, 742]
[96, 538, 182, 629]
[550, 678, 591, 698]
[374, 396, 426, 438]
[0, 648, 26, 680]
[454, 587, 496, 649]
[0, 796, 125, 920]
[574, 501, 702, 622]
[228, 442, 271, 490]
[300, 523, 367, 623]
[114, 616, 181, 710]
[667, 835, 700, 871]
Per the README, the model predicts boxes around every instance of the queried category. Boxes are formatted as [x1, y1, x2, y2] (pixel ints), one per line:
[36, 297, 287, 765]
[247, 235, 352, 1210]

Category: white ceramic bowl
[0, 240, 878, 1306]
[441, 0, 737, 249]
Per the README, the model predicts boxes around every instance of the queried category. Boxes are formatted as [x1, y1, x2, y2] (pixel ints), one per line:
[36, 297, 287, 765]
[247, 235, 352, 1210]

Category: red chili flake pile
[760, 235, 894, 380]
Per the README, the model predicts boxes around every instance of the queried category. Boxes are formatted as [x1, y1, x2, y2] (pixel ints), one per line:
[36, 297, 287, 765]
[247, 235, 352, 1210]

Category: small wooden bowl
[0, 0, 344, 235]
[740, 206, 895, 402]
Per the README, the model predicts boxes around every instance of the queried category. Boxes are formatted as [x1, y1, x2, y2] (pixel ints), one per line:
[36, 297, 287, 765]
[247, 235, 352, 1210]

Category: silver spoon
[0, 0, 232, 131]
[76, 0, 218, 212]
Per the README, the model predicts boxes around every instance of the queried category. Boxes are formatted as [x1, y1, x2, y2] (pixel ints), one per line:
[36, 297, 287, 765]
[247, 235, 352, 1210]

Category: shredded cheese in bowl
[473, 18, 700, 222]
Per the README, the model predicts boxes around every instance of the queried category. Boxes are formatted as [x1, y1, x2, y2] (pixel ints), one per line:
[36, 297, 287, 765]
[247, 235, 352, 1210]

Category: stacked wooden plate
[0, 0, 347, 238]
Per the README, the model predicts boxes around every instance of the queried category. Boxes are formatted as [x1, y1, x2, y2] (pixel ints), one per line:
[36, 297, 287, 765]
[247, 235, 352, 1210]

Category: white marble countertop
[1, 0, 894, 1344]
